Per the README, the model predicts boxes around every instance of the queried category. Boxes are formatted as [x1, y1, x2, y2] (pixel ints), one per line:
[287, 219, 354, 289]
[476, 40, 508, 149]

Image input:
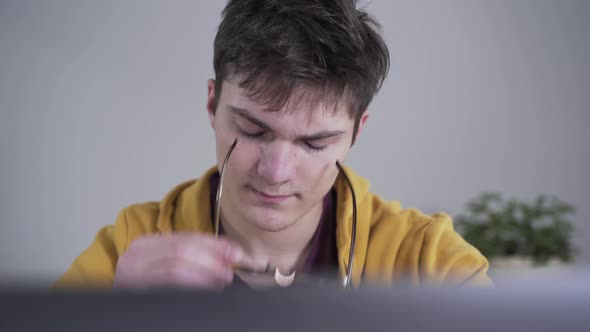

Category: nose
[256, 141, 296, 185]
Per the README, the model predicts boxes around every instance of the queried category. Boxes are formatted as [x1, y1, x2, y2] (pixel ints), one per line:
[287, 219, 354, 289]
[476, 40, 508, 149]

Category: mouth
[248, 186, 293, 204]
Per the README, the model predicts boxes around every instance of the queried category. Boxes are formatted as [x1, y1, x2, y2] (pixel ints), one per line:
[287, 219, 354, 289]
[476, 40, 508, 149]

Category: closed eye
[238, 125, 327, 152]
[239, 129, 265, 139]
[303, 140, 327, 152]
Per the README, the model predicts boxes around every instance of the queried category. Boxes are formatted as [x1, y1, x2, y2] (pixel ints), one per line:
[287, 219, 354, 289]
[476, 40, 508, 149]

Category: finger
[131, 233, 244, 269]
[171, 234, 245, 267]
[145, 257, 234, 289]
[232, 252, 268, 273]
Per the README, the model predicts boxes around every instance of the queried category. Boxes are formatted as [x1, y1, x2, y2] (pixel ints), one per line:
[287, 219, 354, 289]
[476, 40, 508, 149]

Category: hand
[113, 233, 246, 289]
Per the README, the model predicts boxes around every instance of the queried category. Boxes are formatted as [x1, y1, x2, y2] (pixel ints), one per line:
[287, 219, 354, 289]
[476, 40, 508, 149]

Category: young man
[56, 0, 491, 289]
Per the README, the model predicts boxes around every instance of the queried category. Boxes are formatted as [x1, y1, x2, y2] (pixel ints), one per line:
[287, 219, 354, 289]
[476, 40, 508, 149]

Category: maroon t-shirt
[209, 173, 338, 282]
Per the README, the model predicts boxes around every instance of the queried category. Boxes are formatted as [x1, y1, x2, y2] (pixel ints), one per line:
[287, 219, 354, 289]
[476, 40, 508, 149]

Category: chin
[244, 208, 297, 232]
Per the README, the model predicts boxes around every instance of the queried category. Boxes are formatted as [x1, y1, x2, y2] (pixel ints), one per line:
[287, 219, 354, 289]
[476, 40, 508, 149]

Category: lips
[248, 186, 293, 203]
[254, 189, 291, 198]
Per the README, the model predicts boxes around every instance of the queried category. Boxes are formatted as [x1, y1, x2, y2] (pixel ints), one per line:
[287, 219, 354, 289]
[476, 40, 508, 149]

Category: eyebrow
[228, 105, 272, 131]
[227, 105, 346, 141]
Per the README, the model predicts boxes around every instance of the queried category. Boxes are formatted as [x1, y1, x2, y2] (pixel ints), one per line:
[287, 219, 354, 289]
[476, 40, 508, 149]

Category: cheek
[214, 121, 243, 167]
[303, 144, 351, 190]
[215, 122, 236, 145]
[226, 141, 260, 174]
[215, 133, 234, 168]
[301, 156, 338, 188]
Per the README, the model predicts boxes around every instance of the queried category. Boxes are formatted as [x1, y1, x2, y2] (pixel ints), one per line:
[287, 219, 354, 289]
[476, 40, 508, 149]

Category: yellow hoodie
[55, 166, 491, 288]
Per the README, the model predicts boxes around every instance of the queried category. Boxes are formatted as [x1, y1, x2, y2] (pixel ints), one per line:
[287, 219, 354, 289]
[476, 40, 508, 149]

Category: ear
[354, 111, 370, 142]
[207, 79, 216, 129]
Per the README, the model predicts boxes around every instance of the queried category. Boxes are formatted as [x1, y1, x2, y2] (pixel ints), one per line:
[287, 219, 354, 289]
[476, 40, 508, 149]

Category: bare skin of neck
[219, 197, 324, 280]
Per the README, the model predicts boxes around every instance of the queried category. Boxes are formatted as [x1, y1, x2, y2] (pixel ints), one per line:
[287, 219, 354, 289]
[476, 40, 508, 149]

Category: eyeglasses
[213, 138, 358, 288]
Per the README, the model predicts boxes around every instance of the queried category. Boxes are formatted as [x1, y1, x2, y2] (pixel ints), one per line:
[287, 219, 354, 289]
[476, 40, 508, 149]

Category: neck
[219, 198, 324, 272]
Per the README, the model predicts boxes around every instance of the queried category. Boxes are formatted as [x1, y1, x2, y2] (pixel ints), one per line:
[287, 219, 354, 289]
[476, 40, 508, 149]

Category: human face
[207, 79, 368, 233]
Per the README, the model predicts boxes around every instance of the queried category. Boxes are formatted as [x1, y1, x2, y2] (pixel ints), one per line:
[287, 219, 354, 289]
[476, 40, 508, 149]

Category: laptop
[1, 271, 589, 332]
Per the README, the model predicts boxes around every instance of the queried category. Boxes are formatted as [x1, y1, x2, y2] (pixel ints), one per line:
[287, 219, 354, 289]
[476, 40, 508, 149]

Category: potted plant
[455, 192, 577, 278]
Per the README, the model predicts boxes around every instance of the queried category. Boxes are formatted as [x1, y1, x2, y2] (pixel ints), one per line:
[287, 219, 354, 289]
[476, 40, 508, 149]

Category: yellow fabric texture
[55, 166, 492, 288]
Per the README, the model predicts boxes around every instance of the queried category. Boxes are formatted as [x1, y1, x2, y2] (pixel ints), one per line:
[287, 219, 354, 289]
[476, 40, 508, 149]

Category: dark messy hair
[213, 0, 389, 141]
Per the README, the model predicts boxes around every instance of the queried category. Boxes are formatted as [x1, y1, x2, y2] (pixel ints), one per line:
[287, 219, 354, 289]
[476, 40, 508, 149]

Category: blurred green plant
[455, 192, 577, 266]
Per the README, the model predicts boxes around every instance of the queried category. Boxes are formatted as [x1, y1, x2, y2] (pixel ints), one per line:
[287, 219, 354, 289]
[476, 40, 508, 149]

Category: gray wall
[1, 0, 589, 284]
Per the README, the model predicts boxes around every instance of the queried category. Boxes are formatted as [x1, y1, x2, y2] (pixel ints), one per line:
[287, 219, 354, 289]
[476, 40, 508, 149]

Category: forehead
[219, 81, 353, 129]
